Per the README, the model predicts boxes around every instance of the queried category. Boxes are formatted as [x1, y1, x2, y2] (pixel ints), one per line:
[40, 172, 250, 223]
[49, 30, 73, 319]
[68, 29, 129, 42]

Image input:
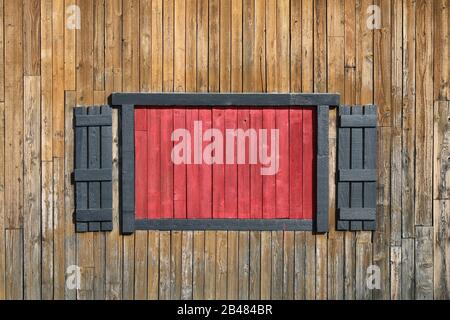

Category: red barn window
[112, 93, 337, 234]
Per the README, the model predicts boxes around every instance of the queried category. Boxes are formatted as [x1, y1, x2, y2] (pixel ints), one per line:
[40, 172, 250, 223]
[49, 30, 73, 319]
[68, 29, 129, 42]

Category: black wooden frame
[110, 93, 339, 234]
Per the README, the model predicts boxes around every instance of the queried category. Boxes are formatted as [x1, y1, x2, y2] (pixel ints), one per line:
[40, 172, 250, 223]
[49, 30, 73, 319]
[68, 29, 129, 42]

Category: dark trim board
[135, 219, 313, 231]
[112, 93, 338, 234]
[110, 92, 340, 107]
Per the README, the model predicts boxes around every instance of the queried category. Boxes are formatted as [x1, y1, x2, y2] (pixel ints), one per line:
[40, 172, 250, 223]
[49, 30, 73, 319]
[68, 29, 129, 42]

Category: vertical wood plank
[434, 0, 449, 100]
[134, 231, 148, 299]
[5, 0, 24, 229]
[105, 0, 123, 300]
[238, 231, 250, 300]
[64, 91, 77, 300]
[434, 200, 450, 299]
[23, 0, 40, 76]
[216, 231, 228, 299]
[5, 229, 23, 299]
[227, 231, 239, 299]
[260, 231, 271, 299]
[271, 231, 283, 300]
[147, 231, 160, 300]
[415, 0, 433, 226]
[401, 238, 415, 299]
[93, 0, 105, 91]
[402, 0, 416, 239]
[204, 231, 216, 299]
[23, 76, 41, 300]
[159, 231, 171, 300]
[181, 231, 193, 300]
[415, 226, 433, 299]
[64, 0, 76, 90]
[170, 231, 182, 299]
[193, 231, 205, 299]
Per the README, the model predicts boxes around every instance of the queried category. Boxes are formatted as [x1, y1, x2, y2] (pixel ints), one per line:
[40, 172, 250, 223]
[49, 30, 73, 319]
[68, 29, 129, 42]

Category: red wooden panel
[135, 107, 148, 131]
[134, 106, 317, 222]
[276, 109, 290, 218]
[173, 108, 187, 218]
[302, 107, 315, 219]
[147, 109, 161, 219]
[212, 108, 225, 218]
[262, 108, 276, 219]
[198, 109, 212, 218]
[289, 108, 303, 219]
[237, 109, 251, 218]
[250, 108, 263, 218]
[186, 108, 200, 218]
[160, 108, 174, 218]
[135, 108, 148, 220]
[224, 109, 238, 218]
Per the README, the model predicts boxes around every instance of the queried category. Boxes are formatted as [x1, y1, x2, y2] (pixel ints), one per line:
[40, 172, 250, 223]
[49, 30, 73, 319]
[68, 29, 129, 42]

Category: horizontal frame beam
[110, 92, 340, 107]
[135, 219, 313, 231]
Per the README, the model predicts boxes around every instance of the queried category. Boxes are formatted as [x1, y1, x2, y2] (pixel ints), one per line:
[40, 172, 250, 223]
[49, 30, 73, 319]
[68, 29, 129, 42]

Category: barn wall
[0, 0, 449, 300]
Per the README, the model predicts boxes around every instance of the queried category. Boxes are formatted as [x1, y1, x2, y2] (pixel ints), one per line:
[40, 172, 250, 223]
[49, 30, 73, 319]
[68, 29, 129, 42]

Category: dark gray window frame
[110, 93, 340, 234]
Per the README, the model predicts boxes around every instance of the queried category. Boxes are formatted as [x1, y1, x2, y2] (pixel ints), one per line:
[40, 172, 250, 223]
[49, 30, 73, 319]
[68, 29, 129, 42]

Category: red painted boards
[134, 106, 316, 220]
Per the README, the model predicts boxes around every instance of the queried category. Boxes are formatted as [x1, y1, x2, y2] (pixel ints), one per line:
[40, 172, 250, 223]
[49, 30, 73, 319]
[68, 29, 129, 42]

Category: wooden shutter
[337, 105, 377, 231]
[74, 106, 113, 232]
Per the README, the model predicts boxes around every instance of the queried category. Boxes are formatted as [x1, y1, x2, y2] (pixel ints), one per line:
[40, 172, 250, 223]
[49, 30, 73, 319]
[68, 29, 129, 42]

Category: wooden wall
[0, 0, 449, 300]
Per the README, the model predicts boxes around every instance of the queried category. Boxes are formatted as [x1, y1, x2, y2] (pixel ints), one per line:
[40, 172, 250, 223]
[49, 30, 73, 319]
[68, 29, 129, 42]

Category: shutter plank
[75, 107, 89, 232]
[350, 106, 363, 230]
[88, 107, 101, 231]
[337, 106, 350, 230]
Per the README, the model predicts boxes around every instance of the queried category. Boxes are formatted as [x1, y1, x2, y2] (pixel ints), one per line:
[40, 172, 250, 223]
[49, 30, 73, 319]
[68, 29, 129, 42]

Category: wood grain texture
[0, 0, 446, 300]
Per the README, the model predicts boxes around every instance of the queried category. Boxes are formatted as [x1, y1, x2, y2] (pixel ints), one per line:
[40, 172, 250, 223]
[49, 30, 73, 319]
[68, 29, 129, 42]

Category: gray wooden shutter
[337, 105, 377, 231]
[74, 106, 113, 232]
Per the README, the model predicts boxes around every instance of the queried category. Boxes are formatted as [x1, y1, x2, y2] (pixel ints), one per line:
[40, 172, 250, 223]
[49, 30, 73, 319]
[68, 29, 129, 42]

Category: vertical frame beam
[120, 104, 135, 234]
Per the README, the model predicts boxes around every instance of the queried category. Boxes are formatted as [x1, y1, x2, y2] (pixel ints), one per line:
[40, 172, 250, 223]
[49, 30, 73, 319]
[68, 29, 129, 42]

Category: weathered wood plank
[0, 97, 5, 299]
[23, 76, 41, 300]
[390, 0, 402, 247]
[23, 0, 40, 76]
[434, 0, 449, 100]
[134, 231, 148, 300]
[104, 0, 123, 300]
[64, 0, 77, 90]
[227, 231, 239, 299]
[159, 231, 171, 300]
[373, 127, 391, 299]
[204, 231, 216, 299]
[238, 231, 250, 299]
[94, 0, 105, 91]
[434, 200, 450, 299]
[193, 231, 205, 299]
[5, 229, 23, 299]
[53, 157, 66, 299]
[52, 0, 65, 158]
[271, 231, 283, 300]
[170, 231, 182, 299]
[415, 0, 433, 226]
[216, 231, 227, 299]
[415, 226, 433, 299]
[147, 231, 160, 300]
[390, 246, 401, 300]
[181, 231, 193, 300]
[402, 0, 416, 239]
[5, 0, 24, 229]
[64, 91, 77, 300]
[282, 232, 294, 300]
[401, 238, 415, 299]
